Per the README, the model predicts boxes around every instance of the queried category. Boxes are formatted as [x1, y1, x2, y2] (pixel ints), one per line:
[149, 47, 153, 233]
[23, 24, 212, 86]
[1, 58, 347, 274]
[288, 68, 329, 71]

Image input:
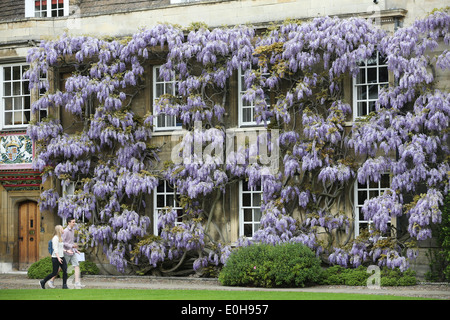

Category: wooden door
[18, 201, 40, 270]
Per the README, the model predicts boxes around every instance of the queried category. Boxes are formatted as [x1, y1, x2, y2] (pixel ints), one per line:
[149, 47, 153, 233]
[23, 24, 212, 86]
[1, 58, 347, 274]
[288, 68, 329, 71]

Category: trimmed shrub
[219, 243, 322, 288]
[319, 265, 417, 286]
[380, 268, 417, 286]
[27, 256, 53, 279]
[27, 256, 100, 279]
[79, 260, 100, 275]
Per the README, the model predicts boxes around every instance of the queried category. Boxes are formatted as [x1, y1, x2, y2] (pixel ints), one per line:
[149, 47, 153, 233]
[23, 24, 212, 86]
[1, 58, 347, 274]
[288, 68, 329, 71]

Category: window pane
[22, 81, 30, 95]
[357, 86, 366, 100]
[244, 224, 252, 237]
[252, 193, 261, 206]
[157, 195, 164, 207]
[4, 67, 11, 81]
[13, 111, 22, 124]
[166, 195, 174, 207]
[4, 112, 12, 125]
[358, 102, 367, 116]
[12, 66, 21, 80]
[24, 111, 30, 124]
[13, 97, 22, 110]
[369, 190, 379, 199]
[358, 208, 365, 221]
[369, 101, 376, 113]
[4, 82, 11, 96]
[157, 114, 165, 127]
[165, 83, 173, 95]
[240, 74, 246, 91]
[244, 209, 252, 222]
[167, 115, 175, 127]
[369, 85, 378, 99]
[243, 107, 251, 123]
[379, 66, 388, 83]
[176, 209, 183, 223]
[358, 191, 367, 205]
[156, 83, 163, 98]
[4, 98, 12, 110]
[356, 69, 365, 84]
[357, 180, 367, 189]
[254, 208, 262, 221]
[359, 222, 369, 232]
[13, 82, 21, 95]
[39, 109, 48, 121]
[24, 96, 31, 109]
[367, 68, 377, 83]
[242, 193, 251, 206]
[380, 174, 390, 189]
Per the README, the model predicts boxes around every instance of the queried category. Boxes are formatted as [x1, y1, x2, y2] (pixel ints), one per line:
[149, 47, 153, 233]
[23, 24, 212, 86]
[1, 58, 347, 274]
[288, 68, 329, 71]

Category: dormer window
[25, 0, 69, 18]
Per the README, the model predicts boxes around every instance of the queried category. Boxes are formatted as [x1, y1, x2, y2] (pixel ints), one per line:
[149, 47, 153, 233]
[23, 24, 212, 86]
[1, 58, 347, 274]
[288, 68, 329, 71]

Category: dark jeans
[43, 257, 68, 286]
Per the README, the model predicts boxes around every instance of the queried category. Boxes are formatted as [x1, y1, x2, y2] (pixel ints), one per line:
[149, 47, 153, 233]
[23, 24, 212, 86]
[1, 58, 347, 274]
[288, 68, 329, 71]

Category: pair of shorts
[64, 253, 79, 266]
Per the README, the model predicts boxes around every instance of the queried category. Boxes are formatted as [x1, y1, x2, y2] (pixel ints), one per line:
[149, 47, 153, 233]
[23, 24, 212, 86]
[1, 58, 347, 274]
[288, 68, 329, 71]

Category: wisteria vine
[25, 11, 449, 274]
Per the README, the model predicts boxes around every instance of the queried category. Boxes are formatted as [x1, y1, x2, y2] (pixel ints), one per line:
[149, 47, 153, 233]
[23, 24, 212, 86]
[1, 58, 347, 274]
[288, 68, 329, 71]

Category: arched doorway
[18, 201, 40, 270]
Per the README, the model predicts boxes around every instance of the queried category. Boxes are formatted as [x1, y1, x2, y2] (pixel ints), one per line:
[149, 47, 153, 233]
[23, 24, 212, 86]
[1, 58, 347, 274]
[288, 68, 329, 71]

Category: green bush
[219, 243, 322, 288]
[425, 193, 450, 282]
[27, 256, 53, 279]
[27, 256, 100, 279]
[319, 265, 417, 286]
[79, 260, 100, 275]
[380, 268, 417, 286]
[320, 265, 368, 286]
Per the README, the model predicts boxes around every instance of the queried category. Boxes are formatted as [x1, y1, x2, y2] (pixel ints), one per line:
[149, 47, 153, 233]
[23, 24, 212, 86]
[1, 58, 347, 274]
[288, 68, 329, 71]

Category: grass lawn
[0, 289, 435, 300]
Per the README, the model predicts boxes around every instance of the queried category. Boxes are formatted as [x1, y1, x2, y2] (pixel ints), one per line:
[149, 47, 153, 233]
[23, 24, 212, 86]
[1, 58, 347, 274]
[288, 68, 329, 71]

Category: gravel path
[1, 273, 449, 299]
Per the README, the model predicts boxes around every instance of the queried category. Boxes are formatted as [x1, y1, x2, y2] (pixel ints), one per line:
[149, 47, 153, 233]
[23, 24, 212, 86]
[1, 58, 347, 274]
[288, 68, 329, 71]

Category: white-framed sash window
[153, 180, 183, 235]
[353, 51, 388, 120]
[239, 180, 263, 238]
[152, 66, 182, 131]
[354, 173, 391, 237]
[238, 68, 270, 127]
[0, 63, 31, 130]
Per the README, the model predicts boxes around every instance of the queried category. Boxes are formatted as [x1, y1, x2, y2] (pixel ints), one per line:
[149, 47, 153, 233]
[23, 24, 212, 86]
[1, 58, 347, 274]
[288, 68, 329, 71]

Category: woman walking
[39, 225, 70, 289]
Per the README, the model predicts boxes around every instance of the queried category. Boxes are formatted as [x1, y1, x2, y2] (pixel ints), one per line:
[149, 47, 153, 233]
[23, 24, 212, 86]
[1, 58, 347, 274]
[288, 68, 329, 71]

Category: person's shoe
[62, 285, 69, 289]
[48, 280, 56, 288]
[39, 280, 45, 289]
[75, 282, 85, 289]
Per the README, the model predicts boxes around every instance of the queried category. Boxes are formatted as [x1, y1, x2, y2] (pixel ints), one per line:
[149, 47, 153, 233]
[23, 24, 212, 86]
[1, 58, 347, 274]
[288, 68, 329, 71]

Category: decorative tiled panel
[0, 132, 34, 170]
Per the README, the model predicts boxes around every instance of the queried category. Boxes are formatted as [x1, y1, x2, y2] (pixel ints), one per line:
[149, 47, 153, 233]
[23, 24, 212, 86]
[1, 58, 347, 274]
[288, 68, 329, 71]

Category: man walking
[63, 217, 85, 289]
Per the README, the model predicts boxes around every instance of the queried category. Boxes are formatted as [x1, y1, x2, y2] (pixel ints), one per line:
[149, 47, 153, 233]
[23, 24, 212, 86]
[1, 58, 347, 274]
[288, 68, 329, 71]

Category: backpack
[48, 239, 53, 255]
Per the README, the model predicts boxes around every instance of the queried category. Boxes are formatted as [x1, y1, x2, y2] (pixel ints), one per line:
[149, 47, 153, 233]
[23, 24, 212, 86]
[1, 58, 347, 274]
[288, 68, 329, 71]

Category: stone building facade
[0, 0, 446, 274]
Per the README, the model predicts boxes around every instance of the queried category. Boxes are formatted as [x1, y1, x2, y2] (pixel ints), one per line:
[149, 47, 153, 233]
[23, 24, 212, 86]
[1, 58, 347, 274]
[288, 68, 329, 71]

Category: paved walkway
[0, 272, 449, 299]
